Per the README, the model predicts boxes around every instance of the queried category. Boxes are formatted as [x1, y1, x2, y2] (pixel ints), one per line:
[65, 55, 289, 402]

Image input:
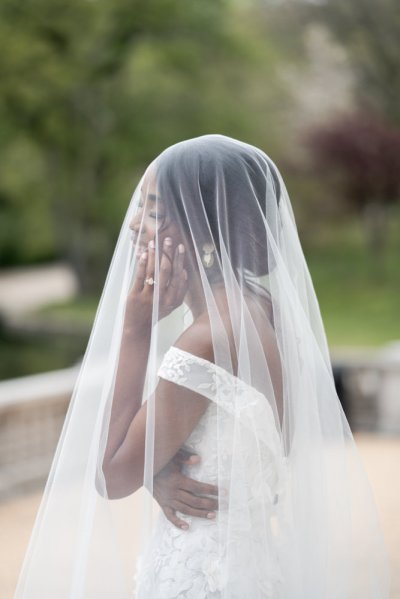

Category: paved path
[0, 432, 399, 598]
[0, 263, 77, 316]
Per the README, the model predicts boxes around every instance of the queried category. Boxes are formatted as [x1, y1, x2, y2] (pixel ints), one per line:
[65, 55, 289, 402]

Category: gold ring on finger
[145, 277, 156, 286]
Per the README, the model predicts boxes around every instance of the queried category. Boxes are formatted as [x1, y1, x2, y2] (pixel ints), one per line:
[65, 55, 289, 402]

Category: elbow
[98, 457, 142, 500]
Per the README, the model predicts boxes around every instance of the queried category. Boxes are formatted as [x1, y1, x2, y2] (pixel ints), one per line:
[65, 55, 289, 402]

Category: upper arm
[104, 322, 213, 498]
[259, 318, 283, 428]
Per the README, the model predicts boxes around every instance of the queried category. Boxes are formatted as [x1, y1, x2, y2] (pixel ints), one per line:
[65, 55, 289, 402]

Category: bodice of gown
[134, 346, 290, 599]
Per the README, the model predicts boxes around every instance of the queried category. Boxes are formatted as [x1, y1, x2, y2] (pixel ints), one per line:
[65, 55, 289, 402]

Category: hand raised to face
[125, 236, 188, 334]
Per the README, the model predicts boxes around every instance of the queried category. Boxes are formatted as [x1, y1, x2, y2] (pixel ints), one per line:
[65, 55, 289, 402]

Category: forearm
[98, 237, 188, 498]
[103, 323, 151, 463]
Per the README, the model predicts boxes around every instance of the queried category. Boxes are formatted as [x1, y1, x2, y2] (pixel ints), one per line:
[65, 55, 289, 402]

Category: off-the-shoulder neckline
[166, 345, 265, 399]
[164, 346, 282, 439]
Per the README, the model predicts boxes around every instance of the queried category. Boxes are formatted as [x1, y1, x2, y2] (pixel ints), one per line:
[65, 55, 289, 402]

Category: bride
[14, 135, 390, 598]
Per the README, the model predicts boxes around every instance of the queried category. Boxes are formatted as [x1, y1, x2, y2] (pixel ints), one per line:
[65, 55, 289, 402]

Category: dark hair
[155, 135, 281, 280]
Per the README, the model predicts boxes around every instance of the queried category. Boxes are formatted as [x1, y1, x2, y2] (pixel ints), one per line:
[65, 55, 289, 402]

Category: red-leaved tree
[306, 111, 400, 255]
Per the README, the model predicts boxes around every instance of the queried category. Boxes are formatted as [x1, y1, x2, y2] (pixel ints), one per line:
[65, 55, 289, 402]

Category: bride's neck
[184, 269, 273, 326]
[184, 270, 209, 319]
[184, 270, 234, 320]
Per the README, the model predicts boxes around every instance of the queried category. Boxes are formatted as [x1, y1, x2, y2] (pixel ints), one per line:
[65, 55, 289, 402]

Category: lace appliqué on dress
[133, 346, 290, 599]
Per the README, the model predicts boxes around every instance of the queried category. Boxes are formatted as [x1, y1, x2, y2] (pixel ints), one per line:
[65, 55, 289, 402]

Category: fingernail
[207, 512, 216, 519]
[178, 244, 185, 253]
[140, 252, 147, 261]
[164, 237, 172, 246]
[149, 239, 155, 249]
[181, 523, 189, 530]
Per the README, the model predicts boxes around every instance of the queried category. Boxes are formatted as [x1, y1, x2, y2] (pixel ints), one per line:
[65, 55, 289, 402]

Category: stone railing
[331, 342, 400, 434]
[0, 365, 80, 499]
[0, 343, 399, 500]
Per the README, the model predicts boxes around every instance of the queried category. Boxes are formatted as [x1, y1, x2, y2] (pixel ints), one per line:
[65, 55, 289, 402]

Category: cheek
[145, 217, 162, 239]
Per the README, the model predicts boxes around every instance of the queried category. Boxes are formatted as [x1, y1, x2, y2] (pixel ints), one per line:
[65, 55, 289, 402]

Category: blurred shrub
[0, 0, 292, 291]
[305, 111, 400, 257]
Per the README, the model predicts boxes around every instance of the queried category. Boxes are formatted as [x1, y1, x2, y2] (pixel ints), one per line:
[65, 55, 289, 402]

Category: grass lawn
[308, 254, 400, 346]
[40, 219, 400, 348]
[304, 218, 400, 347]
[39, 294, 100, 326]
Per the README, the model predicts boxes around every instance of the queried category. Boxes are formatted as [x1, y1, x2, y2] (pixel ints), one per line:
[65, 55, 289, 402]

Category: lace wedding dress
[134, 345, 290, 599]
[13, 135, 390, 599]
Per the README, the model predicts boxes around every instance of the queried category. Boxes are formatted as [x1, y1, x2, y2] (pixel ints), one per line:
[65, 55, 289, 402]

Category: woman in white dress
[14, 135, 390, 598]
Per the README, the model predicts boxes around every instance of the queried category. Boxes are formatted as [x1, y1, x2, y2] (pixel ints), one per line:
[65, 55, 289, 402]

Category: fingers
[142, 239, 155, 294]
[163, 506, 189, 531]
[131, 238, 157, 295]
[169, 243, 185, 292]
[184, 477, 220, 497]
[165, 244, 186, 302]
[171, 500, 216, 520]
[131, 237, 188, 320]
[154, 461, 223, 530]
[175, 244, 188, 301]
[178, 489, 218, 512]
[158, 237, 173, 290]
[175, 268, 188, 306]
[161, 236, 174, 265]
[173, 449, 201, 466]
[132, 250, 148, 294]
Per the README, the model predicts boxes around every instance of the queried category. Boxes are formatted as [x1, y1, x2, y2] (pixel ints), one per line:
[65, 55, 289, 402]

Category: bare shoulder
[172, 296, 279, 375]
[173, 314, 214, 363]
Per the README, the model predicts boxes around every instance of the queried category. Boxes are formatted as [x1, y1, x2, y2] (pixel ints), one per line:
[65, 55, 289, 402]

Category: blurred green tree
[0, 0, 289, 292]
[308, 0, 400, 125]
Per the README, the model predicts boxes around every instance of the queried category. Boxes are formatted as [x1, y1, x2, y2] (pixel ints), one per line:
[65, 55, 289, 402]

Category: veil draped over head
[15, 135, 389, 598]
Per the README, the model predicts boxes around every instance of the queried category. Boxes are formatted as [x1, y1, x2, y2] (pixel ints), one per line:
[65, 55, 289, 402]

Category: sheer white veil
[14, 134, 390, 598]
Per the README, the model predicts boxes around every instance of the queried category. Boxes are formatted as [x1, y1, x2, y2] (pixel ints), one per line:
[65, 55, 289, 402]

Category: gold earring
[202, 242, 215, 268]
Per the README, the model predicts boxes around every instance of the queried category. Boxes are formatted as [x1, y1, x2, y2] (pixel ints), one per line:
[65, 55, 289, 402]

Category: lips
[130, 233, 141, 245]
[130, 234, 146, 254]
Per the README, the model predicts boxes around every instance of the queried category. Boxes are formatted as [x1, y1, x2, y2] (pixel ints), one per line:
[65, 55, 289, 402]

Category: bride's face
[129, 197, 164, 255]
[129, 166, 188, 256]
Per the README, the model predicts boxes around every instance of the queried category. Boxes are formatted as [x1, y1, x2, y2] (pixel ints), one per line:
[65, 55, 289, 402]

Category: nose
[129, 220, 139, 232]
[129, 204, 144, 232]
[129, 214, 141, 232]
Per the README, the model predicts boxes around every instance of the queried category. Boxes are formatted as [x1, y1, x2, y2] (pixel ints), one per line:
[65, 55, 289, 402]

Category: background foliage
[0, 0, 292, 290]
[0, 0, 399, 351]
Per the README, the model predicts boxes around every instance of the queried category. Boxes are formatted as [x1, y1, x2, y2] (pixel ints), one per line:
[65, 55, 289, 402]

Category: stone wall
[0, 347, 399, 500]
[0, 366, 79, 499]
